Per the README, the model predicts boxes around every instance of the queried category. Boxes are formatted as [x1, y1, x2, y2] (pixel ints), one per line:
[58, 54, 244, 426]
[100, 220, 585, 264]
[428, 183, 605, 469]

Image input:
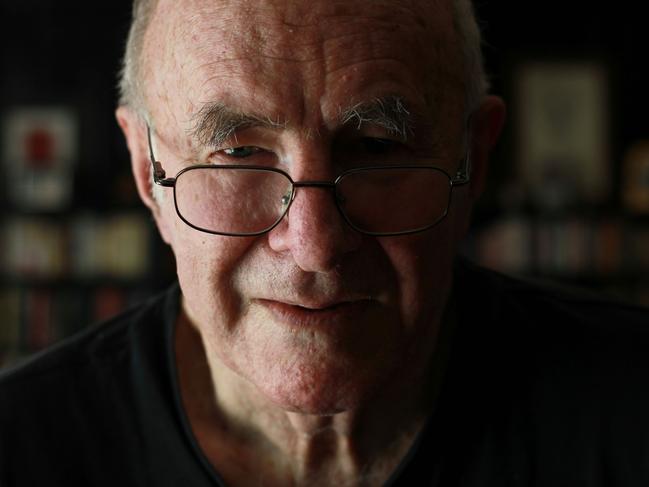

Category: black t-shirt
[2, 259, 649, 486]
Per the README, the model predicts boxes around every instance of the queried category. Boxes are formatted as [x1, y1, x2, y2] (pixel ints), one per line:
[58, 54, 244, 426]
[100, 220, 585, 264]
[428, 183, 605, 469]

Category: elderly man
[2, 0, 649, 486]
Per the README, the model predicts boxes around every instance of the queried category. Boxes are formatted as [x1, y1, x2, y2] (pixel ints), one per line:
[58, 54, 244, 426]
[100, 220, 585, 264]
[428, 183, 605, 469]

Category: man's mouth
[255, 298, 372, 327]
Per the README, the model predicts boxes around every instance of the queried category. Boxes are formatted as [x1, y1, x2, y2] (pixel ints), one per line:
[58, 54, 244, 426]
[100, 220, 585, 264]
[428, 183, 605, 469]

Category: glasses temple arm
[452, 150, 471, 185]
[146, 125, 175, 187]
[451, 112, 476, 186]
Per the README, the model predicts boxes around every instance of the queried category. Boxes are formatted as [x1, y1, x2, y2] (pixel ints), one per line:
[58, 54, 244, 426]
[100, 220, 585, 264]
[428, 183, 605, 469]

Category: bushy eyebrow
[189, 102, 286, 148]
[339, 95, 415, 140]
[189, 95, 415, 148]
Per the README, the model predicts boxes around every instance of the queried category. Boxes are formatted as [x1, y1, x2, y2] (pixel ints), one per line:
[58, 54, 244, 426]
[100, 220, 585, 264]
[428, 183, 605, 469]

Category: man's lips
[255, 298, 372, 326]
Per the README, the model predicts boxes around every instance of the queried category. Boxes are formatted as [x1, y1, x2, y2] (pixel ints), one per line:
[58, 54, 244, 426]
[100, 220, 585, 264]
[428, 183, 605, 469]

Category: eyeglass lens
[338, 167, 452, 234]
[174, 167, 452, 235]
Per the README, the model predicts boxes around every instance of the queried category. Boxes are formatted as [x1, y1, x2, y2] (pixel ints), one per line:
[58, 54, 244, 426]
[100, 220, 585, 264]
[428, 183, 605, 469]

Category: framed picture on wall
[622, 141, 649, 214]
[515, 61, 609, 209]
[2, 107, 77, 211]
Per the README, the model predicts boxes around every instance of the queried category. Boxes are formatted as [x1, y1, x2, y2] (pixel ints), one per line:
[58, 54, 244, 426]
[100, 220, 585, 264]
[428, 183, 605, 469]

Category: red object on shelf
[24, 127, 55, 169]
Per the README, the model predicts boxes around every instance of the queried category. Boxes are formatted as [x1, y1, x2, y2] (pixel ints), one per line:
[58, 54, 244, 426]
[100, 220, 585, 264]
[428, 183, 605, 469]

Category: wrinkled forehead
[142, 0, 464, 129]
[148, 0, 457, 52]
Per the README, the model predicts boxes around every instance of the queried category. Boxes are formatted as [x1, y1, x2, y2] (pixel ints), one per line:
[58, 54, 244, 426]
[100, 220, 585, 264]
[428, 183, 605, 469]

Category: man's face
[141, 0, 474, 414]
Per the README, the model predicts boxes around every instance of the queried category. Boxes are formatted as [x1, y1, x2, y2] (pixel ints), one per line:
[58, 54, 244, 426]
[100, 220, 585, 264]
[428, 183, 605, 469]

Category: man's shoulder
[424, 261, 649, 486]
[456, 257, 649, 331]
[0, 283, 178, 402]
[0, 283, 184, 486]
[1, 307, 135, 388]
[454, 258, 649, 405]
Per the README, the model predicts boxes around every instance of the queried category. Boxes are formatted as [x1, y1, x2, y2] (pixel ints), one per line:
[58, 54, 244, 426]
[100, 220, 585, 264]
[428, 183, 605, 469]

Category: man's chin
[258, 379, 370, 416]
[205, 309, 406, 415]
[244, 354, 391, 416]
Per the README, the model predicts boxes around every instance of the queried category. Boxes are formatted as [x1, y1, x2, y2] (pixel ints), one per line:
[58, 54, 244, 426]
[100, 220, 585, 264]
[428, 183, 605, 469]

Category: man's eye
[222, 146, 261, 158]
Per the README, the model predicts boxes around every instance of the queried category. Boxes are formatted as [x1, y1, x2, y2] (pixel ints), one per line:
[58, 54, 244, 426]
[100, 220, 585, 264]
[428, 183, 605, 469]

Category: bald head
[118, 0, 488, 120]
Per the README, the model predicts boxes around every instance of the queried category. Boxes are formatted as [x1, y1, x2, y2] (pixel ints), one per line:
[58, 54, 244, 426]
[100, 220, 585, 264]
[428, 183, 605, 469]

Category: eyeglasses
[147, 126, 471, 237]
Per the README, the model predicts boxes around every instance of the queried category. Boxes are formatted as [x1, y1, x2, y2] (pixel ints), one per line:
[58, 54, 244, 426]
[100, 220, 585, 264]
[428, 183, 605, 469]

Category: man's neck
[174, 305, 454, 486]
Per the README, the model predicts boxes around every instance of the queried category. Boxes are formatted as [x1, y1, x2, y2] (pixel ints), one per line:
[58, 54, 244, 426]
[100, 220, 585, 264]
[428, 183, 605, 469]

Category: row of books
[0, 285, 158, 368]
[1, 213, 153, 280]
[467, 216, 649, 278]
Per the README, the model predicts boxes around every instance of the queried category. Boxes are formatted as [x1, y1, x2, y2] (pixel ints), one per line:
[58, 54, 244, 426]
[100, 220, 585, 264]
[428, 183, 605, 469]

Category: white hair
[118, 0, 158, 116]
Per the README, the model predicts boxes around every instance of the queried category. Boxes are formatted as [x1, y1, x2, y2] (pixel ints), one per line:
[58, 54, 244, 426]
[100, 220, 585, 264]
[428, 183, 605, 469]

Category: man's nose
[267, 183, 363, 272]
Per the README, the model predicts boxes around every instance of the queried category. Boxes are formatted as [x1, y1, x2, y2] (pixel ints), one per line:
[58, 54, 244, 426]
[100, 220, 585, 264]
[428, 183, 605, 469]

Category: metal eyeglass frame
[146, 125, 471, 237]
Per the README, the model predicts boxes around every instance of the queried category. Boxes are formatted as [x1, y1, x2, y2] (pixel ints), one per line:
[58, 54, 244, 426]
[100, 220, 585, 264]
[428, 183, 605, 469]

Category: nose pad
[280, 189, 292, 211]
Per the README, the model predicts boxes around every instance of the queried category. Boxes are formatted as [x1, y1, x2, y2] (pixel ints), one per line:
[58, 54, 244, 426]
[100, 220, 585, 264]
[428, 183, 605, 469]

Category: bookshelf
[0, 2, 175, 368]
[0, 211, 175, 367]
[462, 212, 649, 306]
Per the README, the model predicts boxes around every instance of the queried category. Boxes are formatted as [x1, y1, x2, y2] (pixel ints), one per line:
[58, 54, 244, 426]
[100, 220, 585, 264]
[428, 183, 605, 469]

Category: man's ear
[467, 95, 506, 200]
[115, 106, 173, 245]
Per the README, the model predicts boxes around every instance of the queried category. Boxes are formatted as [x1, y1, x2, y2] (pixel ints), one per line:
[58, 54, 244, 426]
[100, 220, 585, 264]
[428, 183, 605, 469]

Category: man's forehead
[155, 0, 449, 24]
[145, 0, 463, 134]
[150, 0, 454, 54]
[149, 0, 456, 67]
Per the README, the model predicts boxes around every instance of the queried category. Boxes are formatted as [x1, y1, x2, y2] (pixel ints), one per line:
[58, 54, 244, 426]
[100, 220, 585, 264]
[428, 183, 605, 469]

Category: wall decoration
[2, 107, 77, 210]
[516, 62, 609, 209]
